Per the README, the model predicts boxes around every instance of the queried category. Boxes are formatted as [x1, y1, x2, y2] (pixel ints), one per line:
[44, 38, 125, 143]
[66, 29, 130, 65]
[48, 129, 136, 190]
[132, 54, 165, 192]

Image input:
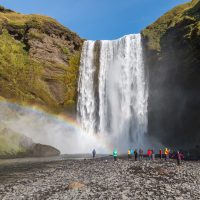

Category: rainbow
[0, 97, 80, 128]
[0, 98, 113, 154]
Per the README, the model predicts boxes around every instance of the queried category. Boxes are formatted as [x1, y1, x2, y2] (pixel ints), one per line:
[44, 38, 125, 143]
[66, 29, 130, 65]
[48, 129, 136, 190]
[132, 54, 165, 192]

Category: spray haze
[0, 102, 109, 154]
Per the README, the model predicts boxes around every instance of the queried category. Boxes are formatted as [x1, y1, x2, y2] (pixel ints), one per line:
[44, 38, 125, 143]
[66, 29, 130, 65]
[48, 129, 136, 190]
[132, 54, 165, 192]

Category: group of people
[114, 148, 184, 166]
[92, 148, 184, 165]
[147, 148, 170, 160]
[127, 148, 143, 161]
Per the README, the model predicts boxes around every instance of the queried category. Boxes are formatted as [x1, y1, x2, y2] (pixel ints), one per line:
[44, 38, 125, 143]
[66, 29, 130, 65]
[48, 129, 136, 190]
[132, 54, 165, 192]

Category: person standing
[147, 149, 152, 160]
[159, 149, 162, 159]
[139, 149, 143, 161]
[130, 148, 134, 159]
[152, 149, 155, 161]
[92, 149, 96, 158]
[134, 149, 138, 161]
[128, 148, 131, 160]
[165, 148, 170, 161]
[176, 151, 184, 166]
[113, 148, 118, 161]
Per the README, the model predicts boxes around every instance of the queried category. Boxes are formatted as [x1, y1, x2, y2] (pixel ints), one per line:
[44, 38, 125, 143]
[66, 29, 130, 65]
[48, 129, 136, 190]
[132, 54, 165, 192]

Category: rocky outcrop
[30, 143, 60, 157]
[0, 6, 83, 113]
[142, 0, 200, 149]
[0, 123, 60, 158]
[0, 127, 32, 158]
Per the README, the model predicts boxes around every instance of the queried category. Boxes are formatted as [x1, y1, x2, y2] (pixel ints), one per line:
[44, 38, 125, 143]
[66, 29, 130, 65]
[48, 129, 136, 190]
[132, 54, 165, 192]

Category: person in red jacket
[159, 149, 162, 159]
[147, 149, 152, 160]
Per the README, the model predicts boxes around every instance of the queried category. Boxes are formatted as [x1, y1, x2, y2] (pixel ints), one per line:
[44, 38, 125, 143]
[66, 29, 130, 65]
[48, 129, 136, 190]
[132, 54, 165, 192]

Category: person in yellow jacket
[128, 148, 131, 160]
[165, 148, 170, 161]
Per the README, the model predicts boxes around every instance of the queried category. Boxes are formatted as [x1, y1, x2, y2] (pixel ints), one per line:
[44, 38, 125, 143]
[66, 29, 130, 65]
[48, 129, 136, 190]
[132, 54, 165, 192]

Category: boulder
[66, 182, 86, 190]
[31, 143, 60, 157]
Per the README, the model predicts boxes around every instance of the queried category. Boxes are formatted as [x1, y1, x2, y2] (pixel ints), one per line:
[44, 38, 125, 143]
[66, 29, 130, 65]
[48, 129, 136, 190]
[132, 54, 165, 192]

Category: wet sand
[0, 157, 200, 199]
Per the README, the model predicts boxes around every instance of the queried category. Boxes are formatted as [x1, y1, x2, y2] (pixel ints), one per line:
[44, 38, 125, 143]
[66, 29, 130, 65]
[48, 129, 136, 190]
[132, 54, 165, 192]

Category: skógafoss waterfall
[77, 34, 148, 150]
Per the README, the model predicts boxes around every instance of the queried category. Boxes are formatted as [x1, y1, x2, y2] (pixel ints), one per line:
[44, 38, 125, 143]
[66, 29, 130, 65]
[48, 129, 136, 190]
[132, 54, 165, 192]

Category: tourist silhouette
[92, 149, 96, 158]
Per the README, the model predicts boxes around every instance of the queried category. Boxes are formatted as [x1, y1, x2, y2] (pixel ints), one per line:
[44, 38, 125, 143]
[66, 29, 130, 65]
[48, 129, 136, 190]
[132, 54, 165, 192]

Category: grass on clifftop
[0, 8, 76, 37]
[142, 0, 200, 51]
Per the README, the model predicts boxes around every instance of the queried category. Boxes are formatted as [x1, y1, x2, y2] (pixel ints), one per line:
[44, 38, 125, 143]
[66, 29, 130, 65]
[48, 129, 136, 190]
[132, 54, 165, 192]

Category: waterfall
[77, 34, 148, 149]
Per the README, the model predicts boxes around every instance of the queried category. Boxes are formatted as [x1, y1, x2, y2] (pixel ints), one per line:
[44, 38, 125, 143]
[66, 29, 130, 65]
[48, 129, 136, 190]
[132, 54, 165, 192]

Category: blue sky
[0, 0, 189, 40]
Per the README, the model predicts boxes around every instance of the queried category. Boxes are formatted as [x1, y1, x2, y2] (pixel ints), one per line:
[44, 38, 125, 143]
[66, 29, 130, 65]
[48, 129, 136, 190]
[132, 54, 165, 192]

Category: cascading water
[77, 34, 148, 150]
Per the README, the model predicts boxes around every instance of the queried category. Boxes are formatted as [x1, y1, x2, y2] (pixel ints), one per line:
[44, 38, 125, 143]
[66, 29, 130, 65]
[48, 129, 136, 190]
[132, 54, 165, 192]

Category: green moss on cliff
[142, 0, 200, 51]
[0, 11, 65, 30]
[27, 29, 45, 41]
[64, 53, 81, 105]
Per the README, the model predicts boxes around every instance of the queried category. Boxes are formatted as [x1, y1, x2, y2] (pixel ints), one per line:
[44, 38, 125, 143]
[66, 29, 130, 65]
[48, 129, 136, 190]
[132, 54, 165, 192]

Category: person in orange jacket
[165, 148, 170, 161]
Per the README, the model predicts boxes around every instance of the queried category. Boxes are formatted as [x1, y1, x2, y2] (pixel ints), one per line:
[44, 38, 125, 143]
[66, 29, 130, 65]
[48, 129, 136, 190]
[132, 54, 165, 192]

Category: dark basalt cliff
[0, 6, 83, 113]
[142, 0, 200, 148]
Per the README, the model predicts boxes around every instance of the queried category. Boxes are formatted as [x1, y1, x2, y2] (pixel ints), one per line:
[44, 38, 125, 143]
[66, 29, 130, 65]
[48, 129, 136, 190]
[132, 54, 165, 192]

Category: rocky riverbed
[0, 157, 200, 200]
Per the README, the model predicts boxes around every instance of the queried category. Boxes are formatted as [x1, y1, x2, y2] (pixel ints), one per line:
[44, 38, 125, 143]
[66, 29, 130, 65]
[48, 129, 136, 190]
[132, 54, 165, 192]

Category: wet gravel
[0, 158, 200, 200]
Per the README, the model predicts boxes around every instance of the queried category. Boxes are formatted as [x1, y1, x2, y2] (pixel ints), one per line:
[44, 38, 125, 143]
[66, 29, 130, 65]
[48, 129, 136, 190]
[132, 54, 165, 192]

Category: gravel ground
[0, 158, 200, 200]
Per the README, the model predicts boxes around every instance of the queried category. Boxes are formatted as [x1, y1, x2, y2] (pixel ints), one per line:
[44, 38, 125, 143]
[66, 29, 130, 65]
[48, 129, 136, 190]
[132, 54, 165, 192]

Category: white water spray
[78, 34, 148, 150]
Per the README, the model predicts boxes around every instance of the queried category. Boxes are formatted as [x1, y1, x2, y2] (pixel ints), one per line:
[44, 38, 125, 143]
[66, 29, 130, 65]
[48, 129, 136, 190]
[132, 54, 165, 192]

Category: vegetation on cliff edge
[142, 0, 200, 51]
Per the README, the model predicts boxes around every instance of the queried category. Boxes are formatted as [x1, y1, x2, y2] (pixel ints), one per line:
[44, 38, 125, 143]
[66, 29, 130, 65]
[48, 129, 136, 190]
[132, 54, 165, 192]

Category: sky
[0, 0, 189, 40]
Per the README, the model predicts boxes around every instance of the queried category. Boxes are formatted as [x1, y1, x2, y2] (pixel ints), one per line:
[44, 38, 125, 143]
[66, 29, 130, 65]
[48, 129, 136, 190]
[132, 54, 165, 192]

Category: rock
[31, 143, 60, 157]
[66, 182, 86, 190]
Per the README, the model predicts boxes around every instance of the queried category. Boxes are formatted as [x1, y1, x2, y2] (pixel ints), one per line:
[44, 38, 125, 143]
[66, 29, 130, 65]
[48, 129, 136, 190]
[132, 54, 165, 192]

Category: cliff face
[0, 6, 83, 112]
[142, 0, 200, 148]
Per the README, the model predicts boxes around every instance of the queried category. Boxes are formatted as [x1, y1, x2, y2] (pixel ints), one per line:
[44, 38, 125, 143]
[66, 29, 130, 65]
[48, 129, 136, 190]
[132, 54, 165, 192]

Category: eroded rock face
[142, 0, 200, 149]
[0, 8, 83, 111]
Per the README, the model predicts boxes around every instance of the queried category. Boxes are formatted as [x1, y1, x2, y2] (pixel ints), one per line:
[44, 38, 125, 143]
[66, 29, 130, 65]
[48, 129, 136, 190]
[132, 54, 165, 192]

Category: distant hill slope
[0, 6, 83, 112]
[142, 0, 200, 148]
